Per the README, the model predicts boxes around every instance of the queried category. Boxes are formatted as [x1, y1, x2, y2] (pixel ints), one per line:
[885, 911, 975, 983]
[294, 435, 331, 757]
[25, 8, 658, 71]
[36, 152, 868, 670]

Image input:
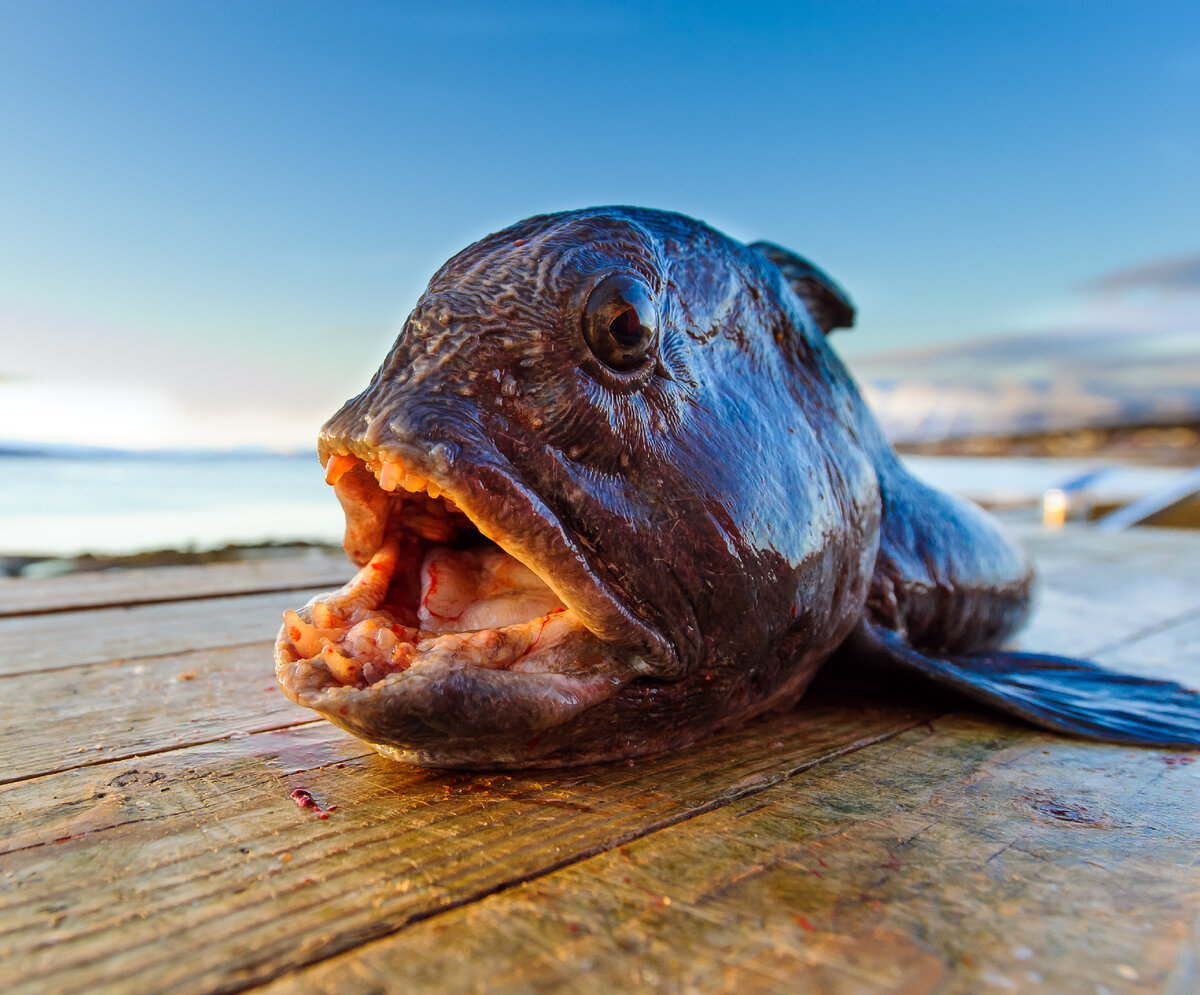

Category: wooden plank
[0, 643, 308, 785]
[0, 553, 352, 617]
[0, 723, 362, 856]
[254, 717, 1200, 995]
[3, 522, 1191, 685]
[0, 699, 932, 995]
[1093, 614, 1200, 683]
[1017, 584, 1200, 664]
[1010, 525, 1200, 659]
[1020, 524, 1200, 615]
[0, 588, 331, 676]
[0, 514, 1194, 994]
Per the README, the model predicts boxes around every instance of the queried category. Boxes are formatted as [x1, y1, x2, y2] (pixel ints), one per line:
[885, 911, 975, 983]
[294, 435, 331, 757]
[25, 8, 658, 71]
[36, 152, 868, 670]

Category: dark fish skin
[279, 207, 1199, 767]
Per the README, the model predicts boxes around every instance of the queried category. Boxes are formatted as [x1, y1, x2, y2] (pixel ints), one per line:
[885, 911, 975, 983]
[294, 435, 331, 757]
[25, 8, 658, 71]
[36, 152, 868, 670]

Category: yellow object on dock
[1042, 487, 1068, 528]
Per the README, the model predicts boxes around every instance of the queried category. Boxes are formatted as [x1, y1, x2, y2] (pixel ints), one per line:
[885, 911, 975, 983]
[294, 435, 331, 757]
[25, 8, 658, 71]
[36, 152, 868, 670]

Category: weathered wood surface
[1, 525, 1197, 994]
[0, 552, 350, 617]
[0, 587, 334, 676]
[259, 719, 1200, 995]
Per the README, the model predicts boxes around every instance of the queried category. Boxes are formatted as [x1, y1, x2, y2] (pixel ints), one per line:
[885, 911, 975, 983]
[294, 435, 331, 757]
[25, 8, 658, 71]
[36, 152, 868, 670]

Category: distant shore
[3, 540, 343, 580]
[895, 420, 1200, 465]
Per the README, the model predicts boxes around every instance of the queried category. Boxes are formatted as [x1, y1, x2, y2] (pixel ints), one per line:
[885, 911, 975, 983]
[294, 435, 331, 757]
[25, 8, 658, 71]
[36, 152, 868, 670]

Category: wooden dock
[2, 525, 1198, 993]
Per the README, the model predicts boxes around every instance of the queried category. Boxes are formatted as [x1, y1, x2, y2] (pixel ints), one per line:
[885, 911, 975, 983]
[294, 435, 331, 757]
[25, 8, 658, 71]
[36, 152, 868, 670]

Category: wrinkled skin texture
[278, 207, 1187, 769]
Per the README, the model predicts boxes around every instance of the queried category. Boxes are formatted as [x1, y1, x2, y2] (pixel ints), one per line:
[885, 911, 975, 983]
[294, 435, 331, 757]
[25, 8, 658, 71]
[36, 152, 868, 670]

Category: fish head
[275, 207, 879, 767]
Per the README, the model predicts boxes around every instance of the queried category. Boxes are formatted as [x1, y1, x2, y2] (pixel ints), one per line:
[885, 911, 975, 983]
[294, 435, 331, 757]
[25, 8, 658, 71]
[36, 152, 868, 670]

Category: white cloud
[848, 267, 1200, 440]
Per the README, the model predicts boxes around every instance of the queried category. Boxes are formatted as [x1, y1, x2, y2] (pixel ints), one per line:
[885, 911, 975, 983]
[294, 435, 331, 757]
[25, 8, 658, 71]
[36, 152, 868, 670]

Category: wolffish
[275, 207, 1200, 768]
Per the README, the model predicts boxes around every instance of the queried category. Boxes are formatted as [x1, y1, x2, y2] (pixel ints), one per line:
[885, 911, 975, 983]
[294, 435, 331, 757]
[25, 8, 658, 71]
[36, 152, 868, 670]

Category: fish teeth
[402, 469, 429, 493]
[324, 453, 358, 486]
[366, 457, 447, 502]
[282, 608, 341, 658]
[378, 461, 404, 491]
[319, 644, 362, 685]
[325, 539, 401, 613]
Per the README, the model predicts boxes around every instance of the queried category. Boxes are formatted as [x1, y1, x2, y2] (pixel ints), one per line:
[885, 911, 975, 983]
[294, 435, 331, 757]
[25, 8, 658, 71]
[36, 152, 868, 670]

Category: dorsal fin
[749, 241, 855, 334]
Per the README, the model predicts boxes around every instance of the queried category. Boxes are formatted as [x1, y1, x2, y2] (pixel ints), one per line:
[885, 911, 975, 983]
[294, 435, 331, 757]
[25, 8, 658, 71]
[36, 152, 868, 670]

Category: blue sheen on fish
[274, 207, 1200, 768]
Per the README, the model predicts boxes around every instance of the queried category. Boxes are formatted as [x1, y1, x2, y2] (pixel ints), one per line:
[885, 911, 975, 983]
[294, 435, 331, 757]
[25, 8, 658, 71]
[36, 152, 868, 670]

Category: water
[0, 453, 1187, 558]
[0, 455, 343, 557]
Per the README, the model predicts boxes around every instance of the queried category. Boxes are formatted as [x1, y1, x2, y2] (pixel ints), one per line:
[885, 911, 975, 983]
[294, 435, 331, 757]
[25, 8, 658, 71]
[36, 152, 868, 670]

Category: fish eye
[581, 274, 657, 372]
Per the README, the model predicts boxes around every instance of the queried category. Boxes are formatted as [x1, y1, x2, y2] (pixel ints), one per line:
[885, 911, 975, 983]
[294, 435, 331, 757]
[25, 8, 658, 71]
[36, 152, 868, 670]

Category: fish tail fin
[851, 623, 1200, 748]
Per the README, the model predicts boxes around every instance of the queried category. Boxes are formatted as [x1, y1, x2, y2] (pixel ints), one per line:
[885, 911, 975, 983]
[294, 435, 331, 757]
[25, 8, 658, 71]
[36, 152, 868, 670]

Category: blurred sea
[0, 453, 1187, 559]
[0, 454, 341, 558]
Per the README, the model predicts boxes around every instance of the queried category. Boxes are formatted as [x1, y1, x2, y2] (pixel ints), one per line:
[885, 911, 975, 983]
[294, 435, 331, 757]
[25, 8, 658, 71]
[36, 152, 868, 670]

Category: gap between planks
[4, 599, 1195, 793]
[0, 554, 352, 618]
[3, 526, 1198, 992]
[0, 718, 321, 792]
[2, 526, 1197, 800]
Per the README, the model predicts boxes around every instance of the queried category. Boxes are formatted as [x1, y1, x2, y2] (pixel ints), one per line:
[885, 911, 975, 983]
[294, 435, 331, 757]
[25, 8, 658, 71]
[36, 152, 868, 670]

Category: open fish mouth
[279, 449, 587, 688]
[274, 440, 660, 762]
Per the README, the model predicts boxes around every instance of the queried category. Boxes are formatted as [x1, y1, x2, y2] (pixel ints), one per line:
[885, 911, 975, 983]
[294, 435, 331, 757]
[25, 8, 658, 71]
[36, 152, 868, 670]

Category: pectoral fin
[849, 623, 1200, 748]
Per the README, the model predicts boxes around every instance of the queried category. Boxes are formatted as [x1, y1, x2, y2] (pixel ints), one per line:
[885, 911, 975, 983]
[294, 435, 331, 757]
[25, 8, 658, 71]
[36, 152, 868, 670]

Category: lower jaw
[274, 615, 633, 766]
[272, 449, 688, 766]
[273, 543, 635, 762]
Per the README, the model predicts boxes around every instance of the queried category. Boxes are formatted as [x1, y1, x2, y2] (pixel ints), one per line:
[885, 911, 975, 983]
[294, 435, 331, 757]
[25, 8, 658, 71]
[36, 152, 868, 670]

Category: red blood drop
[290, 788, 318, 809]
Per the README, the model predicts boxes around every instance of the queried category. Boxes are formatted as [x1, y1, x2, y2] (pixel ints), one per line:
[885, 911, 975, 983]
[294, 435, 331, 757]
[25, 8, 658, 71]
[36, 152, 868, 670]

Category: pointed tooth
[323, 453, 358, 486]
[328, 539, 400, 611]
[311, 601, 343, 628]
[378, 461, 403, 492]
[283, 609, 340, 658]
[283, 609, 307, 648]
[320, 645, 362, 685]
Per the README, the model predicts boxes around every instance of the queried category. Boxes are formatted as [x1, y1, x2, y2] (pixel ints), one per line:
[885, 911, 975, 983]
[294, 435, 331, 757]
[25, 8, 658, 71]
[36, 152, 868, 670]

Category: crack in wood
[0, 639, 273, 681]
[0, 719, 323, 789]
[0, 582, 348, 620]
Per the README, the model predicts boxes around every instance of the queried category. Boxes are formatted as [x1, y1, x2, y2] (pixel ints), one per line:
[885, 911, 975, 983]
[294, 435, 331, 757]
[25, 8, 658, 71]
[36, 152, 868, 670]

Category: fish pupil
[608, 306, 646, 347]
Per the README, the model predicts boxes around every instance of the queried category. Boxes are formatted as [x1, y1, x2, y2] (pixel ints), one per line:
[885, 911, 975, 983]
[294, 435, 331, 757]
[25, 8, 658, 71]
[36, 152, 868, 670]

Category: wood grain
[0, 643, 307, 785]
[1, 523, 1197, 994]
[0, 587, 332, 676]
[1016, 525, 1200, 659]
[0, 553, 352, 617]
[256, 717, 1200, 995]
[1093, 615, 1200, 683]
[0, 700, 931, 995]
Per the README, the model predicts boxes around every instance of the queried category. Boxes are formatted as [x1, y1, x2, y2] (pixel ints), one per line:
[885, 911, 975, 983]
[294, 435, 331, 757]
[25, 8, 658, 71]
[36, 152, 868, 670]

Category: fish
[274, 206, 1200, 768]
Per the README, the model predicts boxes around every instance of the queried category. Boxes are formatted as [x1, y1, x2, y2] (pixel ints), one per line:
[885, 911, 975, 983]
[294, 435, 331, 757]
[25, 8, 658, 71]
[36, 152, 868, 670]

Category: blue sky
[2, 1, 1198, 448]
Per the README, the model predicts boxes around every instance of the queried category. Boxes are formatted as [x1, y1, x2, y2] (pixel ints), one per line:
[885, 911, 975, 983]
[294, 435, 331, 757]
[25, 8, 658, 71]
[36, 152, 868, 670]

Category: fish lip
[315, 432, 677, 677]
